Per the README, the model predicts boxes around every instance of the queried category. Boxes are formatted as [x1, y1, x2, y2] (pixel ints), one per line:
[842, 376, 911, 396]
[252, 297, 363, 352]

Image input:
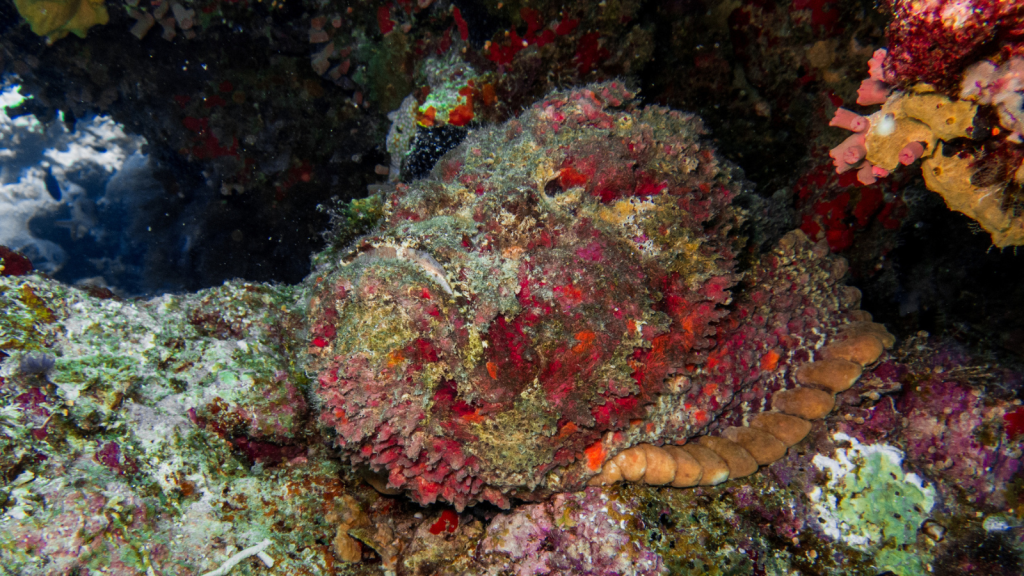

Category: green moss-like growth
[317, 193, 386, 265]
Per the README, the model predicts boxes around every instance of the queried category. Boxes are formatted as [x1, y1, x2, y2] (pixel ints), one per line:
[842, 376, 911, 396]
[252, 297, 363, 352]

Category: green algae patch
[810, 432, 936, 576]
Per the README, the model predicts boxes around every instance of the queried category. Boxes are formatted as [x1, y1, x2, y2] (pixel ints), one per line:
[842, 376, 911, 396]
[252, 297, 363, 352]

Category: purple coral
[834, 343, 1023, 508]
[898, 378, 1021, 506]
[475, 487, 665, 575]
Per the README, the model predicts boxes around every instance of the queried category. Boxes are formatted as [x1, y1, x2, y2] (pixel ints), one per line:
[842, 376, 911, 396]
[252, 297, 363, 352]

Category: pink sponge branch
[857, 162, 878, 185]
[830, 107, 870, 132]
[825, 48, 899, 186]
[829, 132, 867, 173]
[857, 78, 890, 106]
[867, 48, 888, 82]
[898, 141, 926, 165]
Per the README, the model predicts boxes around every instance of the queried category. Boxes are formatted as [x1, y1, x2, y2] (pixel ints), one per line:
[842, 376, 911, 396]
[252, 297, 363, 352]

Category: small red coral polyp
[1005, 407, 1024, 439]
[429, 509, 459, 535]
[309, 84, 859, 510]
[0, 246, 33, 276]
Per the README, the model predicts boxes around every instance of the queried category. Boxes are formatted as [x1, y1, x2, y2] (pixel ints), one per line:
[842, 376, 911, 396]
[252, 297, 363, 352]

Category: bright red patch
[554, 284, 584, 308]
[452, 7, 468, 41]
[559, 166, 588, 188]
[0, 246, 33, 276]
[555, 15, 578, 36]
[583, 441, 607, 471]
[575, 32, 609, 75]
[853, 188, 883, 227]
[1005, 407, 1024, 439]
[555, 421, 579, 440]
[429, 509, 459, 534]
[448, 103, 474, 126]
[572, 331, 596, 354]
[377, 5, 395, 35]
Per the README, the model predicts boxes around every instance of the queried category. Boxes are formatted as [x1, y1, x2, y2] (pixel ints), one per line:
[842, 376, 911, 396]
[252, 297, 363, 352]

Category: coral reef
[3, 271, 1020, 575]
[0, 273, 359, 575]
[2, 3, 1024, 575]
[471, 488, 665, 576]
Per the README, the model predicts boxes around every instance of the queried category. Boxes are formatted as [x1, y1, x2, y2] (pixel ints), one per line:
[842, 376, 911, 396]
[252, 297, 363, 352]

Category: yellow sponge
[14, 0, 108, 43]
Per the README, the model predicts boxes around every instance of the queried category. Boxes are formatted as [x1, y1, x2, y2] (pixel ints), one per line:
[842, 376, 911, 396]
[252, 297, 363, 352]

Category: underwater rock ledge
[0, 83, 1022, 576]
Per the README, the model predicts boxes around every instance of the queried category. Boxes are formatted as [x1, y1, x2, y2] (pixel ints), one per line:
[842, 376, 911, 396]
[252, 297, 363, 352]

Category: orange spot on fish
[760, 350, 780, 371]
[559, 166, 588, 188]
[693, 410, 709, 425]
[572, 330, 596, 353]
[486, 361, 498, 379]
[555, 421, 579, 440]
[461, 410, 486, 424]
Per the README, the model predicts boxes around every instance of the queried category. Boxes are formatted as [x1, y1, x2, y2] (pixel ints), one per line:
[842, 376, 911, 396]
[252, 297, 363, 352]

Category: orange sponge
[640, 444, 678, 485]
[612, 445, 647, 483]
[681, 444, 730, 485]
[848, 310, 873, 322]
[587, 459, 623, 486]
[662, 446, 703, 487]
[838, 321, 895, 349]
